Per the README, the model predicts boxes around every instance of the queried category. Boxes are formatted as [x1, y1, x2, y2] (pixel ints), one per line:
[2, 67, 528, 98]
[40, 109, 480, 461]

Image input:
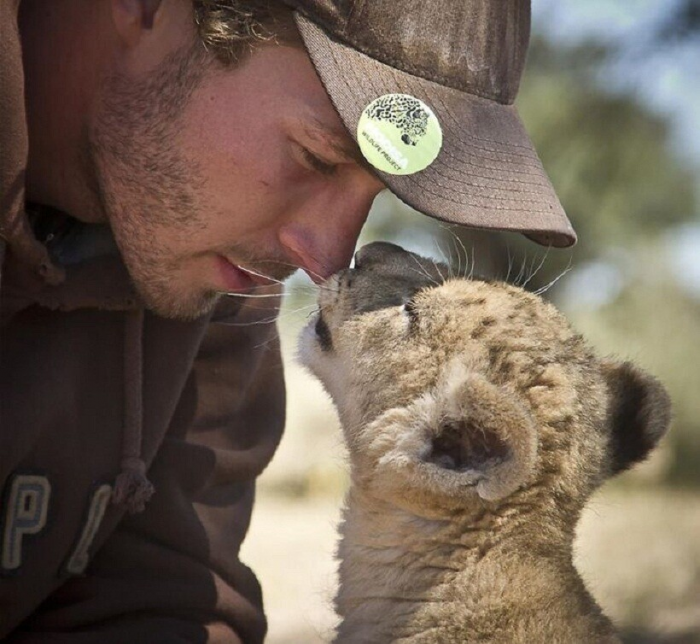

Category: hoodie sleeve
[6, 290, 286, 644]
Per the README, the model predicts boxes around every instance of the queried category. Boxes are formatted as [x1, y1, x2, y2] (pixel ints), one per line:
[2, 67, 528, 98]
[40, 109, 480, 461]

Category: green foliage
[439, 36, 698, 297]
[519, 38, 696, 255]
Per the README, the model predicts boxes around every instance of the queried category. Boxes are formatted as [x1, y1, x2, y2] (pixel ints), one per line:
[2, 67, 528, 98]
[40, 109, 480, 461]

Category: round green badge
[357, 94, 443, 176]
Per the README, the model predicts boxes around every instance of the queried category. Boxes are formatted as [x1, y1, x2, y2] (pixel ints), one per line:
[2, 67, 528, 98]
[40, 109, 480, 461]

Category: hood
[0, 0, 139, 323]
[1, 204, 141, 325]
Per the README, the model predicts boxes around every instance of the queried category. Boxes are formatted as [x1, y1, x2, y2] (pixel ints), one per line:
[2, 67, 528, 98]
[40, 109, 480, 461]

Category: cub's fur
[300, 242, 671, 644]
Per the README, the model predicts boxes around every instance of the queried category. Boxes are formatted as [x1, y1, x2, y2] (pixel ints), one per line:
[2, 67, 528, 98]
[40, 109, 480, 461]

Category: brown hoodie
[1, 3, 286, 641]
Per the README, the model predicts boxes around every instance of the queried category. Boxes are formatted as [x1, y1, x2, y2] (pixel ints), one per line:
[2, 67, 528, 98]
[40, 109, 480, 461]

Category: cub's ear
[426, 364, 538, 502]
[602, 361, 672, 475]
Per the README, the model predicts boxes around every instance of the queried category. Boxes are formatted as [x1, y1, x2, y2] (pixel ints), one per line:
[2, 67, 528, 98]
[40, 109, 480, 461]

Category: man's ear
[602, 361, 672, 475]
[425, 364, 538, 502]
[112, 0, 164, 45]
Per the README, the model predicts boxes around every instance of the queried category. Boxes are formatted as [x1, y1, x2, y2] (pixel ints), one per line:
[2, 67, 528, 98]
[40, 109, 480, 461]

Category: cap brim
[294, 13, 576, 248]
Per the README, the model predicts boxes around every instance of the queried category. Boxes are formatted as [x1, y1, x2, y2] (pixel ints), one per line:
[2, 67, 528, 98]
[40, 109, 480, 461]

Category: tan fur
[299, 244, 671, 644]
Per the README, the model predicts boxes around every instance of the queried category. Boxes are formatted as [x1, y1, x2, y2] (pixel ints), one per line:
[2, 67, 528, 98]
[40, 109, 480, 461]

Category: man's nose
[279, 191, 380, 283]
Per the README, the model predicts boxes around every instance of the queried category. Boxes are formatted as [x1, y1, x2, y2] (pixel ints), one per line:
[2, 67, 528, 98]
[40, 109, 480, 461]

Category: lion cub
[299, 242, 671, 644]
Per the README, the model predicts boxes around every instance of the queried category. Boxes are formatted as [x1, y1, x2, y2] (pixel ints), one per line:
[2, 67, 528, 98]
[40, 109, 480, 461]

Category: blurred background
[240, 1, 700, 642]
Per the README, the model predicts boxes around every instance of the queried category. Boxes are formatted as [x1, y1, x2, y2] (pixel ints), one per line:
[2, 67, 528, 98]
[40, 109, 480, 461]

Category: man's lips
[215, 255, 277, 293]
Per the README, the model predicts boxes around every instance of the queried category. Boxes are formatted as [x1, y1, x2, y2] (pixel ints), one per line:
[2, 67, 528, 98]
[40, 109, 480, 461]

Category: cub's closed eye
[315, 314, 333, 351]
[403, 299, 419, 328]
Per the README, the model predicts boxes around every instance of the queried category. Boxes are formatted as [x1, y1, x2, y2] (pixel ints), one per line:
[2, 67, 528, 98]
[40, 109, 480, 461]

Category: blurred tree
[444, 36, 698, 297]
[520, 37, 696, 248]
[652, 0, 700, 43]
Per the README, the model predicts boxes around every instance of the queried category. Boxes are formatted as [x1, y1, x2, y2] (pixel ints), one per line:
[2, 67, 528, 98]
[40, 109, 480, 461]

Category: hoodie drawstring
[3, 209, 153, 514]
[111, 308, 154, 514]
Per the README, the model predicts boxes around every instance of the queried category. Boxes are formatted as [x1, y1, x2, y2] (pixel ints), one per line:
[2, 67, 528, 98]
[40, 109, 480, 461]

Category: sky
[533, 0, 700, 164]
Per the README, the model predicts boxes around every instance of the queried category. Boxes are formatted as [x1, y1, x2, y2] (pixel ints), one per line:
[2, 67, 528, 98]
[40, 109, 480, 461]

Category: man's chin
[136, 286, 222, 321]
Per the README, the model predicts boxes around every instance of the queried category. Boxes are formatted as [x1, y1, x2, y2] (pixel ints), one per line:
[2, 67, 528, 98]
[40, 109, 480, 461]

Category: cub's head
[300, 242, 671, 521]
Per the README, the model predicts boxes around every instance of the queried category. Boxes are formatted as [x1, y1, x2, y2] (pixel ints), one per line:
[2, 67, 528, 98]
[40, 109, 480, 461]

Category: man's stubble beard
[88, 44, 224, 320]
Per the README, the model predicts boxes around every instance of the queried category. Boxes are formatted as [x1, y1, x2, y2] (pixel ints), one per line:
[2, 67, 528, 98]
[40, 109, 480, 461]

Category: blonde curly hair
[193, 0, 299, 65]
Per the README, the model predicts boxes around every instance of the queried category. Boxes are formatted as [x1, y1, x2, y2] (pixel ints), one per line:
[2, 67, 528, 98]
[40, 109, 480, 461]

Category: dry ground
[242, 488, 700, 644]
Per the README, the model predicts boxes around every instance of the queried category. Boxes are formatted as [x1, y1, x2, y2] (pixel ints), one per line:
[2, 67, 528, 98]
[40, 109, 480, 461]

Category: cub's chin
[297, 314, 319, 371]
[297, 313, 345, 408]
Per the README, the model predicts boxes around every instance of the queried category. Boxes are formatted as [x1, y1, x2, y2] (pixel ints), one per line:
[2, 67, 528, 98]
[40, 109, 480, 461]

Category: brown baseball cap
[283, 0, 576, 247]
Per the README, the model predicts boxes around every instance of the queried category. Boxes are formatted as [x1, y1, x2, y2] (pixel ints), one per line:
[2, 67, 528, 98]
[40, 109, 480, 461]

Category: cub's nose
[354, 241, 410, 270]
[353, 242, 444, 283]
[347, 243, 448, 315]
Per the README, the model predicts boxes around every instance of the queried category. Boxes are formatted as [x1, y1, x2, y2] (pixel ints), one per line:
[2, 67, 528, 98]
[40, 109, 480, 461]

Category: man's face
[90, 39, 384, 319]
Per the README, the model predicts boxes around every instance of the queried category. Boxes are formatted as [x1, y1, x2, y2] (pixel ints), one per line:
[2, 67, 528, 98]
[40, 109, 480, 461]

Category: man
[0, 0, 576, 641]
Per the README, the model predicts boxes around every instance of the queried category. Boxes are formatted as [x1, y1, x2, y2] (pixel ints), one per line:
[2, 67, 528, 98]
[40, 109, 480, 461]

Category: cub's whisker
[505, 243, 515, 284]
[409, 253, 441, 286]
[520, 245, 551, 290]
[533, 260, 573, 296]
